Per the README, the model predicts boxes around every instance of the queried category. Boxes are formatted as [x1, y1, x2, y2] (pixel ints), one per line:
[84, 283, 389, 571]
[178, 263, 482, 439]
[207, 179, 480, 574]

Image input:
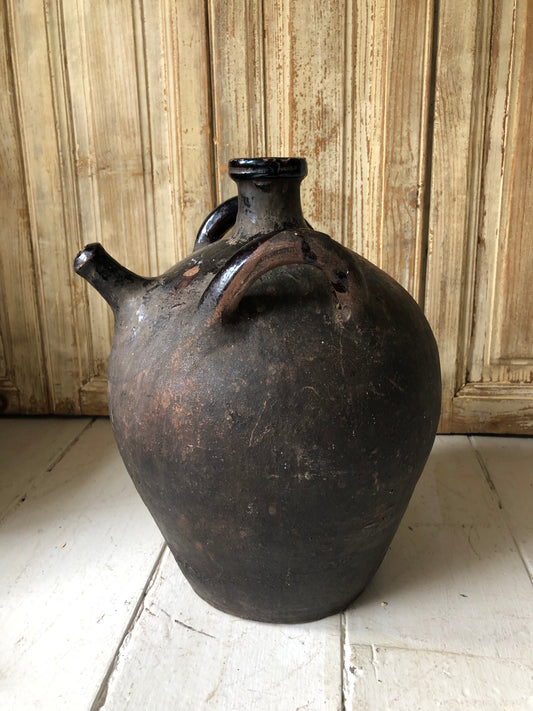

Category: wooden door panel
[0, 0, 48, 413]
[68, 0, 214, 414]
[209, 0, 434, 300]
[426, 0, 533, 432]
[1, 0, 214, 415]
[489, 3, 533, 368]
[1, 0, 532, 429]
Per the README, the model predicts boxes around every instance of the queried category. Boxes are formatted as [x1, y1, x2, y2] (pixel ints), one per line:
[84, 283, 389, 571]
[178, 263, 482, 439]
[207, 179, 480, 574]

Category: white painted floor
[1, 418, 532, 710]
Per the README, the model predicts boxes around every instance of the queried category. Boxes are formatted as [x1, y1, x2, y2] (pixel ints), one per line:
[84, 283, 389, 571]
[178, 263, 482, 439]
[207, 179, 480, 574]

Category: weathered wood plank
[5, 0, 94, 414]
[207, 0, 267, 202]
[63, 0, 214, 414]
[424, 0, 487, 430]
[452, 384, 533, 434]
[343, 0, 434, 297]
[99, 549, 342, 710]
[141, 0, 214, 263]
[467, 0, 519, 384]
[0, 418, 163, 710]
[0, 417, 90, 518]
[465, 0, 533, 388]
[491, 0, 533, 365]
[0, 0, 52, 413]
[208, 0, 433, 299]
[3, 0, 532, 428]
[471, 435, 533, 579]
[62, 0, 150, 406]
[425, 0, 533, 433]
[346, 644, 533, 710]
[345, 436, 533, 660]
[263, 0, 347, 247]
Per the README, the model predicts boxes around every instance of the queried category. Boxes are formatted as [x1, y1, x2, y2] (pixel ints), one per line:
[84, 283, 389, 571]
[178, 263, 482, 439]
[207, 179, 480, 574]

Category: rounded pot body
[82, 158, 441, 623]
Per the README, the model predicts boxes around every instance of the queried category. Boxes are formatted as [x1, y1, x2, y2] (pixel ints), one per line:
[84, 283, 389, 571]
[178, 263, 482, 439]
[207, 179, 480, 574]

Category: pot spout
[74, 243, 144, 312]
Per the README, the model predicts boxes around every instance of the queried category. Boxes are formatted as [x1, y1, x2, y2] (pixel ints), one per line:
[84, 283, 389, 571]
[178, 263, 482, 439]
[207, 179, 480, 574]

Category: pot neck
[228, 157, 308, 241]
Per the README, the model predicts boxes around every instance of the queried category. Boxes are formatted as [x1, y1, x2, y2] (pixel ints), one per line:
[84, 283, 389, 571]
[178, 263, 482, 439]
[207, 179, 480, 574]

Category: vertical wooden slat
[424, 0, 533, 432]
[0, 1, 48, 413]
[62, 0, 149, 411]
[0, 0, 214, 415]
[210, 0, 433, 298]
[263, 0, 291, 155]
[143, 0, 214, 262]
[60, 0, 213, 413]
[466, 0, 511, 384]
[344, 0, 389, 264]
[424, 0, 487, 430]
[379, 0, 435, 299]
[207, 0, 267, 202]
[6, 0, 83, 413]
[264, 0, 347, 245]
[487, 0, 533, 367]
[344, 0, 434, 295]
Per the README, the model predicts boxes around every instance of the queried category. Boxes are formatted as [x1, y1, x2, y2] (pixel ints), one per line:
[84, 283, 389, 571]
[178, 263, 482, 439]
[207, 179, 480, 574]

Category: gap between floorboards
[90, 542, 168, 711]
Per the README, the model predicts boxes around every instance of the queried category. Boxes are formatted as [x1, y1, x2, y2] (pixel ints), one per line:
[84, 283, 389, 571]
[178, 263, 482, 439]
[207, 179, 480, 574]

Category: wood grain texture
[5, 0, 105, 414]
[0, 1, 52, 413]
[344, 0, 434, 298]
[344, 434, 533, 707]
[62, 0, 151, 411]
[142, 0, 214, 263]
[345, 436, 533, 660]
[0, 418, 164, 711]
[0, 0, 532, 429]
[210, 0, 433, 295]
[452, 384, 533, 434]
[425, 0, 533, 432]
[98, 548, 342, 710]
[208, 0, 267, 201]
[424, 0, 490, 431]
[0, 0, 214, 414]
[495, 0, 533, 363]
[67, 0, 214, 414]
[467, 0, 514, 385]
[469, 0, 533, 377]
[471, 435, 533, 579]
[264, 0, 347, 248]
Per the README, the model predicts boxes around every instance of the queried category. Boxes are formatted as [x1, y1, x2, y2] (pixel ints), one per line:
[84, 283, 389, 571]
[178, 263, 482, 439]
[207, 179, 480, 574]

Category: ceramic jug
[74, 157, 441, 623]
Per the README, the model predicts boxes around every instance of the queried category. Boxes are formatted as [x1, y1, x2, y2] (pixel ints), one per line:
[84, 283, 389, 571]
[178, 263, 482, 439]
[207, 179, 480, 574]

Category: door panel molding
[426, 0, 533, 433]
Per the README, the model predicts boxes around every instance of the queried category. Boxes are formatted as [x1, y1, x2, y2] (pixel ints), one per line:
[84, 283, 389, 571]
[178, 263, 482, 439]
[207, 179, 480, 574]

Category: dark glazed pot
[74, 157, 441, 623]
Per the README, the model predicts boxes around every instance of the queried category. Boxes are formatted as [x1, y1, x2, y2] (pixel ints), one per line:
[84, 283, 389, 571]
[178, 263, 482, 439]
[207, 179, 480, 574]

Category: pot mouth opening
[229, 157, 307, 179]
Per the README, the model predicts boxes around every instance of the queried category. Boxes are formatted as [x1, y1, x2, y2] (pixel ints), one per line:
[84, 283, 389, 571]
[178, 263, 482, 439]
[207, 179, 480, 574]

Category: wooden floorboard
[1, 421, 531, 709]
[471, 435, 533, 579]
[346, 644, 533, 710]
[0, 416, 91, 519]
[343, 435, 533, 708]
[99, 549, 342, 710]
[0, 418, 164, 711]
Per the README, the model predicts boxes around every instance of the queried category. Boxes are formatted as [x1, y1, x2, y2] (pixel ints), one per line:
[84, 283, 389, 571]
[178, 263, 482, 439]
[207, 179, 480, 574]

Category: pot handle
[193, 196, 238, 252]
[200, 228, 365, 324]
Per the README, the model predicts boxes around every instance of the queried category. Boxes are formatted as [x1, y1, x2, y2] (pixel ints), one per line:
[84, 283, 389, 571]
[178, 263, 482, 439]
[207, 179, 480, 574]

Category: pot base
[174, 550, 382, 624]
[184, 573, 368, 624]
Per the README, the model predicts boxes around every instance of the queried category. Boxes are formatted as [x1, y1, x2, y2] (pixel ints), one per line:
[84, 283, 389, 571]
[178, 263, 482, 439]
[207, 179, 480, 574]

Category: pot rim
[229, 157, 307, 179]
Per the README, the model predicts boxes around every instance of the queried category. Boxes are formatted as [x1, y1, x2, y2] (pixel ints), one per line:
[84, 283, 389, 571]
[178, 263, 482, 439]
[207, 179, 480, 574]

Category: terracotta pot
[74, 157, 441, 623]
